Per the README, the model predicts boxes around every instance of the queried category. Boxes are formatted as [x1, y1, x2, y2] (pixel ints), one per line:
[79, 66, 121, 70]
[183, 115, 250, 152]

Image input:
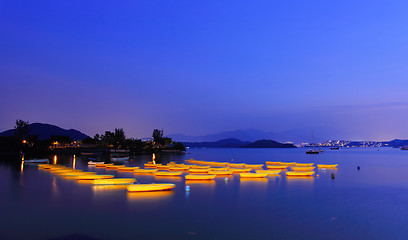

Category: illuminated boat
[175, 164, 192, 169]
[95, 163, 114, 168]
[255, 170, 281, 175]
[292, 167, 315, 171]
[117, 167, 140, 172]
[265, 161, 283, 165]
[91, 178, 136, 185]
[134, 169, 158, 173]
[52, 169, 83, 174]
[185, 174, 216, 180]
[285, 171, 314, 176]
[189, 168, 210, 173]
[279, 162, 296, 166]
[157, 165, 170, 170]
[127, 183, 175, 192]
[209, 167, 229, 171]
[208, 170, 233, 175]
[189, 165, 210, 169]
[208, 162, 228, 167]
[169, 166, 189, 171]
[59, 171, 97, 176]
[317, 164, 338, 168]
[295, 163, 314, 167]
[155, 171, 183, 176]
[244, 164, 264, 168]
[227, 163, 245, 168]
[144, 163, 159, 168]
[88, 161, 105, 165]
[239, 173, 268, 178]
[106, 165, 125, 169]
[267, 165, 288, 169]
[75, 174, 115, 180]
[230, 168, 252, 173]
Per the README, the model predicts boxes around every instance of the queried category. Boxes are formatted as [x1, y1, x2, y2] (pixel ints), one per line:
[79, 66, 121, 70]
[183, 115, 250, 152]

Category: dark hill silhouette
[240, 139, 296, 148]
[183, 138, 251, 148]
[0, 123, 89, 141]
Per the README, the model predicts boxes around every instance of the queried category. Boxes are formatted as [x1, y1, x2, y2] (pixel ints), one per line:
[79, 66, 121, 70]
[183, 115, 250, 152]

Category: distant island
[183, 138, 296, 148]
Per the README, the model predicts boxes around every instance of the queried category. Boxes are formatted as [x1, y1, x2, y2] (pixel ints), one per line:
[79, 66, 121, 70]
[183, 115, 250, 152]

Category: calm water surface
[1, 148, 408, 240]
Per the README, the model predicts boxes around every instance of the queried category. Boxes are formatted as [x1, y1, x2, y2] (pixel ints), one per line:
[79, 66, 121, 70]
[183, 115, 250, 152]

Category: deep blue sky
[1, 1, 408, 140]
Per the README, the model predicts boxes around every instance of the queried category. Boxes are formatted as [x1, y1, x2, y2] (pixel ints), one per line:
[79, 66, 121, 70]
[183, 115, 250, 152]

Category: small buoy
[224, 177, 228, 182]
[276, 176, 279, 180]
[331, 173, 335, 179]
[357, 166, 360, 170]
[316, 174, 319, 177]
[185, 185, 190, 192]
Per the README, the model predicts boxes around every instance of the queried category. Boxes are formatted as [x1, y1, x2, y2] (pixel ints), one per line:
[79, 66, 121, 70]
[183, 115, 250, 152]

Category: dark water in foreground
[1, 148, 408, 240]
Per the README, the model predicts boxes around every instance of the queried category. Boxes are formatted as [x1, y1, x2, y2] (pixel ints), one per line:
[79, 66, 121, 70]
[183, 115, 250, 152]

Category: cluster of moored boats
[36, 159, 338, 193]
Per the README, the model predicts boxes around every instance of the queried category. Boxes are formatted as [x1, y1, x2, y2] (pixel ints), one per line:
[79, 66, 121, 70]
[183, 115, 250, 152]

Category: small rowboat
[295, 163, 314, 167]
[106, 165, 125, 169]
[155, 171, 183, 176]
[144, 163, 159, 168]
[134, 169, 158, 173]
[244, 164, 264, 168]
[210, 167, 230, 171]
[286, 171, 314, 176]
[239, 173, 268, 178]
[91, 178, 136, 185]
[127, 183, 175, 192]
[227, 163, 245, 168]
[189, 165, 211, 169]
[255, 170, 281, 175]
[292, 167, 315, 171]
[49, 168, 79, 173]
[185, 174, 216, 180]
[118, 167, 140, 172]
[24, 159, 49, 163]
[88, 161, 105, 165]
[230, 168, 252, 173]
[208, 170, 233, 175]
[267, 165, 288, 169]
[208, 162, 228, 167]
[189, 168, 210, 173]
[265, 161, 283, 165]
[53, 169, 83, 174]
[75, 174, 115, 180]
[157, 165, 170, 170]
[95, 163, 114, 168]
[175, 164, 191, 169]
[169, 166, 189, 171]
[317, 164, 338, 168]
[279, 162, 296, 166]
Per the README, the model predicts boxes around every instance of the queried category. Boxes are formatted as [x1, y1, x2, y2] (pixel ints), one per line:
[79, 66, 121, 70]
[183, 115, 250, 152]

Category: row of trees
[82, 128, 186, 152]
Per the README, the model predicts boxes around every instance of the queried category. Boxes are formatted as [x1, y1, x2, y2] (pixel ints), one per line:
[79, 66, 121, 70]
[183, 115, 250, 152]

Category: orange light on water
[152, 153, 156, 164]
[53, 155, 57, 165]
[73, 155, 76, 169]
[21, 160, 24, 173]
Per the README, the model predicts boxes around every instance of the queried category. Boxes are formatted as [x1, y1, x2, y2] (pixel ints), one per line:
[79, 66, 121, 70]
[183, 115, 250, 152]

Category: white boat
[88, 161, 105, 165]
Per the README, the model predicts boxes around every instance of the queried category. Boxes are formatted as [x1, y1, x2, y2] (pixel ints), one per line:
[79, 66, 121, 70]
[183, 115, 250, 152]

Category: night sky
[1, 1, 408, 140]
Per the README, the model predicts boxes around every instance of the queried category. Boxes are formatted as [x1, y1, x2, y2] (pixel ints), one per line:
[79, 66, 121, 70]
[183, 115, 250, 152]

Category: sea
[1, 147, 408, 240]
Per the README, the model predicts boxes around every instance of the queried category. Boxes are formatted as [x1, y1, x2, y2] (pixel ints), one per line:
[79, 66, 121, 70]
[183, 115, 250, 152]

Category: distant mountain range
[168, 128, 325, 144]
[183, 138, 296, 148]
[0, 123, 89, 141]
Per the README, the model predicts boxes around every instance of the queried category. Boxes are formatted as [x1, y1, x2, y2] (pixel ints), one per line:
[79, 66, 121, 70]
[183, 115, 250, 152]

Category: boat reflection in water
[92, 185, 128, 192]
[185, 180, 216, 185]
[127, 190, 174, 202]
